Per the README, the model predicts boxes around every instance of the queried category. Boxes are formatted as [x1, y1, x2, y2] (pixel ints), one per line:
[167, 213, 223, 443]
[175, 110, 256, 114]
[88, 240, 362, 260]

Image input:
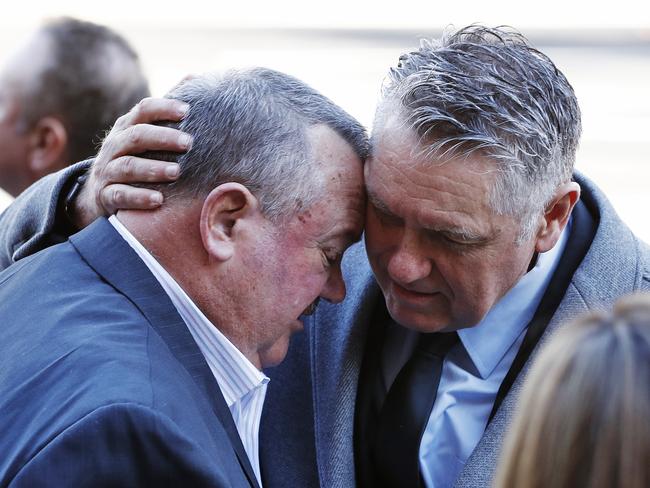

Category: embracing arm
[0, 98, 190, 271]
[0, 161, 89, 270]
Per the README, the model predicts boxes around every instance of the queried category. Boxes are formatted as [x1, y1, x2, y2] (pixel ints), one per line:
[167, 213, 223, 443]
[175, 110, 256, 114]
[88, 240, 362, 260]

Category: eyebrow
[368, 192, 400, 220]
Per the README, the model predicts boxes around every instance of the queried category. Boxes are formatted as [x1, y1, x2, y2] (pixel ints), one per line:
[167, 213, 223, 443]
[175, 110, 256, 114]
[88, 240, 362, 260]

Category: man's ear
[26, 116, 68, 180]
[200, 182, 260, 262]
[535, 181, 581, 253]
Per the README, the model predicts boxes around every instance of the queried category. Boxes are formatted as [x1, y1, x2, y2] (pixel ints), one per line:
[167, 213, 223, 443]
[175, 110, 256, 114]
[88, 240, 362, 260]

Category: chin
[385, 299, 449, 333]
[258, 334, 292, 369]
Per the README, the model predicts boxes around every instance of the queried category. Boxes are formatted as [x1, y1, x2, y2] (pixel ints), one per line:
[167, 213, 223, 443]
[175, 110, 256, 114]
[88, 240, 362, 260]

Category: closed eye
[439, 232, 487, 247]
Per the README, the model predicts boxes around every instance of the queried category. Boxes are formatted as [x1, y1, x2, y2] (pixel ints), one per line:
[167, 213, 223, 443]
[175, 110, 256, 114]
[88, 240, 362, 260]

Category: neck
[116, 208, 263, 369]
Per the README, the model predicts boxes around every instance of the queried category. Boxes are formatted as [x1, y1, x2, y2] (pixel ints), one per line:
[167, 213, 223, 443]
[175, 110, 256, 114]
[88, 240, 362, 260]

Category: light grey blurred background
[1, 0, 649, 241]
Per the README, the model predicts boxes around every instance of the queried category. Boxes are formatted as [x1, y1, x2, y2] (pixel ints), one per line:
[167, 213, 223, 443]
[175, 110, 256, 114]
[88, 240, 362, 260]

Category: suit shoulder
[4, 403, 231, 487]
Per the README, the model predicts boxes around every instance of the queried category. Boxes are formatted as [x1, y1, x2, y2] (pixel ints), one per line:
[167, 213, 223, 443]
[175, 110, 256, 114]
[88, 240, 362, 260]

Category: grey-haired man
[1, 26, 649, 488]
[0, 68, 365, 487]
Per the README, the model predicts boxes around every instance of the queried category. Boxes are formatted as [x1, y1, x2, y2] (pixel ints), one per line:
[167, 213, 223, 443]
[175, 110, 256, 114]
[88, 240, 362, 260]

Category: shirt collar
[457, 217, 572, 379]
[108, 215, 268, 407]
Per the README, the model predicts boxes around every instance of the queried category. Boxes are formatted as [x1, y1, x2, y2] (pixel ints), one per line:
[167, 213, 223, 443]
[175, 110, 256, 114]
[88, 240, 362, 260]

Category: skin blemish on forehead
[297, 210, 312, 224]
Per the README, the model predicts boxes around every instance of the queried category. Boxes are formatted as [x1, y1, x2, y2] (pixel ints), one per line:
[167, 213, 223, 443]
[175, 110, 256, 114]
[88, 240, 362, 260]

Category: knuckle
[134, 97, 153, 115]
[113, 112, 129, 130]
[126, 126, 142, 146]
[112, 189, 125, 206]
[121, 156, 136, 178]
[104, 188, 126, 208]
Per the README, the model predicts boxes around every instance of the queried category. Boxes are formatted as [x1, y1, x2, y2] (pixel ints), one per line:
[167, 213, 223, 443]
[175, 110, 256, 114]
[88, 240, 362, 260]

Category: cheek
[285, 263, 329, 306]
[437, 252, 493, 301]
[445, 249, 524, 313]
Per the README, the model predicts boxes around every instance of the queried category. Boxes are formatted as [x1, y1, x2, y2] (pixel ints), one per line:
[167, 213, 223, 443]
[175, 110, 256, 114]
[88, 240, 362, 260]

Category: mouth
[391, 282, 441, 305]
[302, 298, 320, 316]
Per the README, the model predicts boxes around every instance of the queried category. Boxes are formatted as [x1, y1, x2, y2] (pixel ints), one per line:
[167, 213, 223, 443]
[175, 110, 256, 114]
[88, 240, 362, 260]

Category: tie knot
[418, 331, 459, 357]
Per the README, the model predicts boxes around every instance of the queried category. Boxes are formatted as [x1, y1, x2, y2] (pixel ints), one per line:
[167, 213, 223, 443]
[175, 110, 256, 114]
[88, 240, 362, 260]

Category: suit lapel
[70, 218, 260, 488]
[311, 243, 380, 488]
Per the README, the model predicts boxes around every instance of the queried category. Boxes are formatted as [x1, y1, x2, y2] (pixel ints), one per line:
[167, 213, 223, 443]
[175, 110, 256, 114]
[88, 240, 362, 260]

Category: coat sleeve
[8, 403, 232, 488]
[0, 159, 92, 271]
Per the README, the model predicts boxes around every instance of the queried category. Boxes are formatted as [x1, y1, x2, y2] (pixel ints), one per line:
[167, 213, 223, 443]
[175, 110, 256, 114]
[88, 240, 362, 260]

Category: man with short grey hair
[0, 17, 149, 197]
[1, 25, 649, 488]
[0, 68, 366, 487]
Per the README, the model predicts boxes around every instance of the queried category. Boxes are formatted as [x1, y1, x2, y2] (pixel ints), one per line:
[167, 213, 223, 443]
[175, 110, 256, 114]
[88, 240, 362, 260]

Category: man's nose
[322, 264, 347, 304]
[386, 228, 432, 285]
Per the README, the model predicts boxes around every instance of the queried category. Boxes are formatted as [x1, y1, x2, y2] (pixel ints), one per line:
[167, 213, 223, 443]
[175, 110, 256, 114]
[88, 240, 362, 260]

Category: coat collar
[69, 218, 260, 488]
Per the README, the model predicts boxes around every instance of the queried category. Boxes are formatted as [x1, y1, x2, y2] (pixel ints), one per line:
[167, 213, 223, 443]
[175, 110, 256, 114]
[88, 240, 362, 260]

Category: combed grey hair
[154, 68, 368, 221]
[376, 25, 582, 240]
[18, 17, 150, 163]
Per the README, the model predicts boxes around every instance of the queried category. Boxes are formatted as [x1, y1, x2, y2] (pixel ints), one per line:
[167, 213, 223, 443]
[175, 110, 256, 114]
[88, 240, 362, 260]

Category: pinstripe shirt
[109, 216, 269, 486]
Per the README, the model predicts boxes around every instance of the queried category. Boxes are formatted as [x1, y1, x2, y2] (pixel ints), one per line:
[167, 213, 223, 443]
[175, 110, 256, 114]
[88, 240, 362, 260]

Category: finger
[113, 97, 190, 131]
[103, 156, 180, 184]
[104, 124, 191, 159]
[100, 184, 164, 214]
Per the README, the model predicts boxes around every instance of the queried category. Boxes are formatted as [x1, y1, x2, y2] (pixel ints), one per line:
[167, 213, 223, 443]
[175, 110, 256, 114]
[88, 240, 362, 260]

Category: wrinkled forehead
[367, 116, 499, 208]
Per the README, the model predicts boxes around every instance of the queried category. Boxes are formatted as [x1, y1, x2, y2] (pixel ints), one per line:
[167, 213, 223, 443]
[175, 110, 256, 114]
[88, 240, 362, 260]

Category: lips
[302, 297, 320, 316]
[391, 282, 441, 306]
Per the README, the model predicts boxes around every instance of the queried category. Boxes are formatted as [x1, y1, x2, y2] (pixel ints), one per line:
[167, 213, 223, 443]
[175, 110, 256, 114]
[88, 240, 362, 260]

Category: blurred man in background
[0, 17, 149, 197]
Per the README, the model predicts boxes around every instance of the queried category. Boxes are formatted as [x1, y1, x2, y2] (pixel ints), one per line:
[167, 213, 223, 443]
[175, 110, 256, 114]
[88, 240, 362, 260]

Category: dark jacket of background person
[0, 166, 649, 487]
[493, 294, 650, 488]
[0, 217, 256, 487]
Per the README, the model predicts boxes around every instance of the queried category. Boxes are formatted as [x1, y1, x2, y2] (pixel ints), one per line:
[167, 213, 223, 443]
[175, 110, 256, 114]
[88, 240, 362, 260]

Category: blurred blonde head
[494, 293, 650, 488]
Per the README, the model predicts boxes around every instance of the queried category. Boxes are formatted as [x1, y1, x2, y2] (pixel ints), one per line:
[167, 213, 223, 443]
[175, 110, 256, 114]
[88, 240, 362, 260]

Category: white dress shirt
[109, 216, 269, 486]
[382, 219, 571, 488]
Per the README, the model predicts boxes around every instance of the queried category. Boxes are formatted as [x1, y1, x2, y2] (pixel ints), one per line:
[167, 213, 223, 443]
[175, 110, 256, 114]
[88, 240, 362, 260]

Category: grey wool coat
[1, 166, 649, 488]
[259, 173, 650, 488]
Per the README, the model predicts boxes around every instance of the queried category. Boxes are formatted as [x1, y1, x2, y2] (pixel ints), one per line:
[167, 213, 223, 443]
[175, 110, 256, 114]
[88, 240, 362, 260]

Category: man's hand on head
[71, 97, 192, 229]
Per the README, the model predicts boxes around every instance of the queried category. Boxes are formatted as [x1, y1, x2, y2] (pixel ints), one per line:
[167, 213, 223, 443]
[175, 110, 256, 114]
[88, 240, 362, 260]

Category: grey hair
[18, 17, 150, 163]
[376, 25, 582, 241]
[151, 68, 368, 221]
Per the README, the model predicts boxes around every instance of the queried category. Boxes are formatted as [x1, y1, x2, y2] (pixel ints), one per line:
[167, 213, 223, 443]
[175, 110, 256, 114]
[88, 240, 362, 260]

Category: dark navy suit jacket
[0, 218, 259, 488]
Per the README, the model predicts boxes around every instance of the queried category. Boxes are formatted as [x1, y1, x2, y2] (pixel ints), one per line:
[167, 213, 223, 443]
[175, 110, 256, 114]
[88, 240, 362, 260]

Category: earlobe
[27, 117, 68, 179]
[200, 183, 259, 262]
[535, 182, 581, 253]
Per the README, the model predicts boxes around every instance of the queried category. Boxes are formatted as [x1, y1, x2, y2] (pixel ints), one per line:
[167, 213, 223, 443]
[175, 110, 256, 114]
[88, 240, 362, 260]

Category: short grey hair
[18, 17, 150, 163]
[155, 68, 368, 221]
[376, 25, 582, 240]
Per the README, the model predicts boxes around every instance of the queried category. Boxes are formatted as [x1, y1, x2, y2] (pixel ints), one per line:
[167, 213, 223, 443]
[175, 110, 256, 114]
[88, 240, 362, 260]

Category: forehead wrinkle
[388, 165, 488, 222]
[402, 163, 492, 209]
